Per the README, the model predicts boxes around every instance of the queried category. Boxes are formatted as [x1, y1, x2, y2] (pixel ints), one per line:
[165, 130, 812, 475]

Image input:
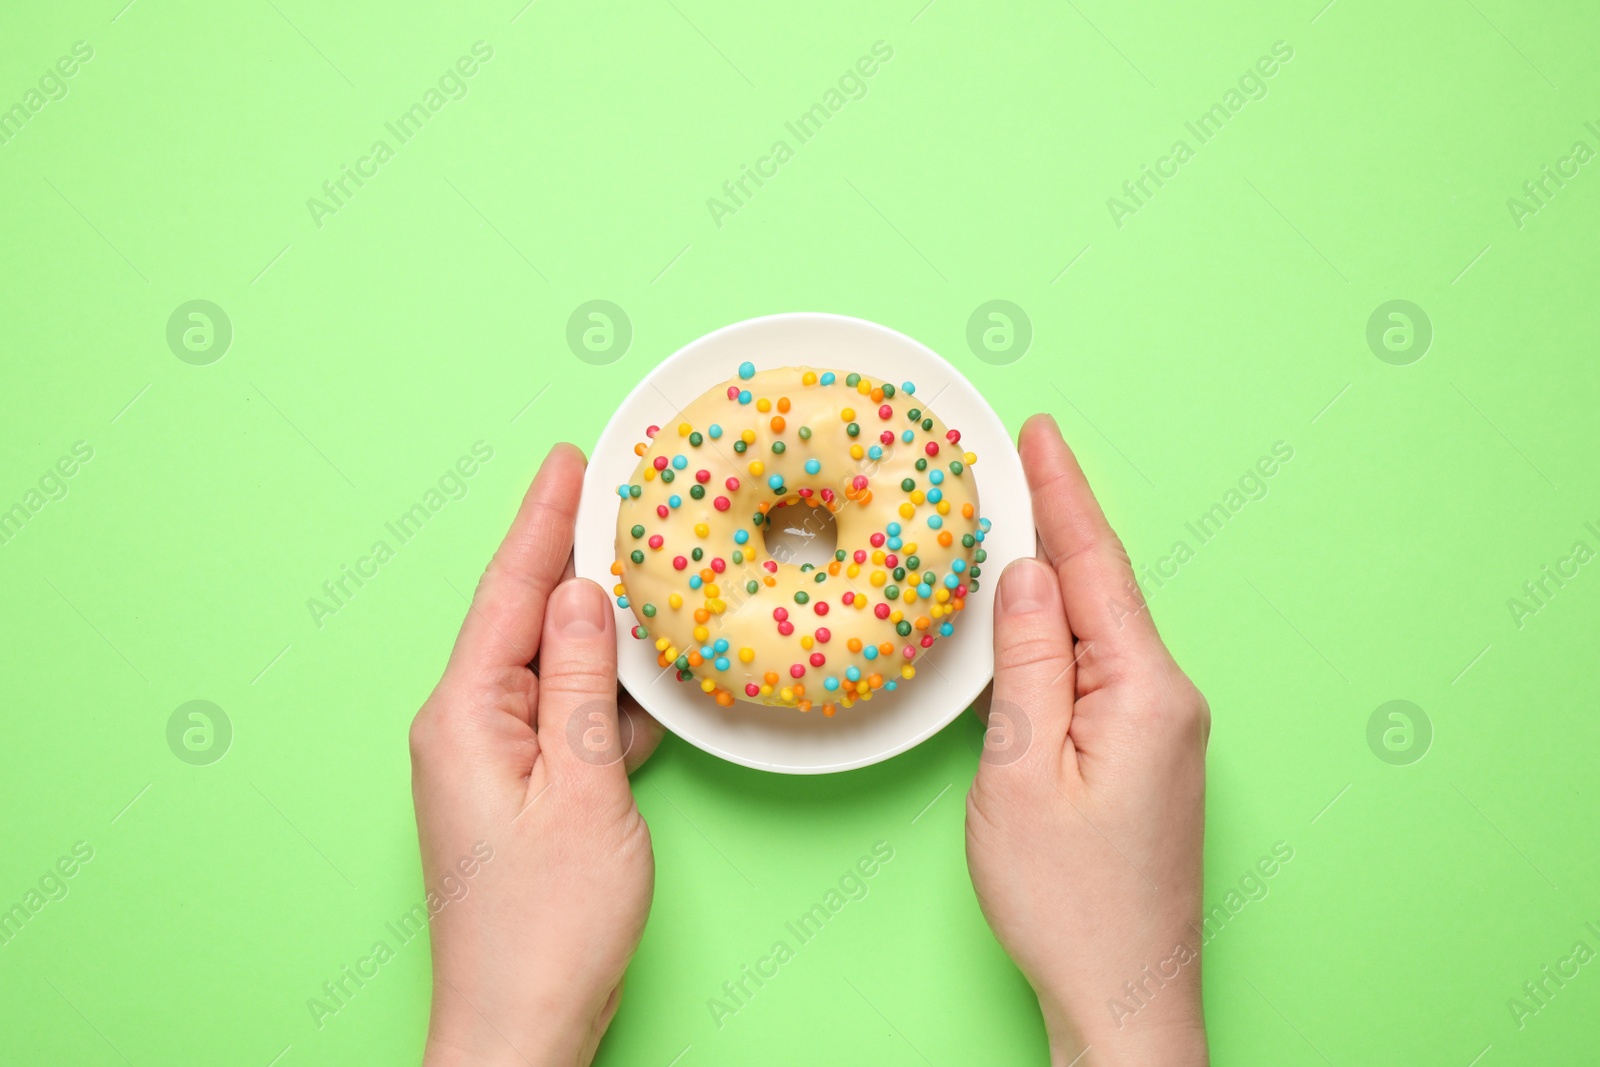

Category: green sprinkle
[896, 620, 913, 637]
[689, 431, 703, 446]
[969, 565, 981, 578]
[900, 478, 916, 492]
[631, 524, 646, 538]
[771, 441, 786, 454]
[794, 591, 810, 604]
[906, 555, 920, 570]
[915, 458, 928, 471]
[846, 422, 860, 437]
[690, 484, 706, 499]
[950, 460, 964, 475]
[921, 418, 933, 431]
[800, 563, 814, 573]
[962, 533, 976, 547]
[799, 426, 812, 440]
[884, 584, 900, 600]
[642, 603, 657, 617]
[814, 571, 827, 583]
[692, 547, 704, 561]
[629, 484, 642, 498]
[746, 580, 759, 594]
[734, 440, 747, 454]
[882, 383, 895, 398]
[907, 408, 921, 421]
[675, 655, 690, 670]
[846, 372, 861, 387]
[834, 549, 847, 562]
[659, 469, 674, 483]
[630, 550, 645, 564]
[975, 548, 987, 563]
[732, 549, 744, 564]
[968, 578, 980, 592]
[752, 511, 763, 525]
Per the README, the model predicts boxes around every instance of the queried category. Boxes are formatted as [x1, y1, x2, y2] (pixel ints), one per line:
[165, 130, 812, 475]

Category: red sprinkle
[773, 607, 788, 621]
[648, 535, 664, 549]
[696, 469, 711, 483]
[815, 627, 831, 643]
[710, 558, 726, 572]
[745, 683, 761, 697]
[725, 477, 740, 491]
[714, 496, 731, 511]
[764, 560, 778, 572]
[809, 652, 826, 667]
[853, 549, 868, 563]
[870, 532, 885, 547]
[852, 475, 868, 490]
[820, 488, 835, 503]
[653, 456, 669, 470]
[672, 556, 687, 570]
[920, 635, 935, 647]
[790, 664, 806, 678]
[646, 425, 660, 438]
[874, 603, 891, 619]
[841, 591, 855, 606]
[727, 386, 740, 400]
[778, 621, 795, 635]
[797, 487, 813, 498]
[657, 505, 669, 519]
[884, 554, 899, 568]
[880, 431, 894, 445]
[814, 602, 829, 616]
[924, 442, 939, 456]
[946, 429, 961, 443]
[878, 404, 893, 420]
[903, 646, 916, 658]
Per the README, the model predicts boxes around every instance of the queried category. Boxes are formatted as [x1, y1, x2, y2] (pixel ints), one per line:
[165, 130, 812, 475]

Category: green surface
[3, 0, 1598, 1063]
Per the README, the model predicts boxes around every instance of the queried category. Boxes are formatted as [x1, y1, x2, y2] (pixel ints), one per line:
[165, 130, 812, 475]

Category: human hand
[410, 444, 664, 1067]
[966, 416, 1210, 1066]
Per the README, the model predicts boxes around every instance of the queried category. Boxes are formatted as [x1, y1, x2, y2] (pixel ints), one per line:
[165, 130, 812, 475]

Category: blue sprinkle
[714, 638, 729, 653]
[868, 445, 882, 460]
[768, 475, 784, 491]
[616, 596, 629, 608]
[689, 575, 703, 589]
[820, 372, 836, 385]
[885, 680, 898, 691]
[975, 530, 986, 542]
[952, 559, 966, 573]
[901, 430, 915, 443]
[701, 645, 714, 658]
[846, 666, 861, 682]
[715, 656, 730, 671]
[709, 424, 723, 439]
[805, 458, 821, 475]
[738, 390, 752, 404]
[864, 645, 878, 660]
[929, 469, 944, 484]
[734, 529, 749, 544]
[887, 522, 901, 536]
[738, 361, 755, 380]
[927, 515, 943, 529]
[943, 574, 960, 588]
[671, 454, 687, 469]
[887, 537, 902, 551]
[927, 488, 942, 504]
[669, 494, 682, 508]
[917, 583, 933, 598]
[824, 676, 840, 691]
[979, 517, 992, 532]
[939, 622, 953, 636]
[901, 381, 915, 394]
[616, 484, 630, 498]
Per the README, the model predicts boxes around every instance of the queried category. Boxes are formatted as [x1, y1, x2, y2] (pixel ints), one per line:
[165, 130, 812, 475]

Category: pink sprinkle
[878, 404, 893, 420]
[880, 431, 894, 445]
[727, 386, 740, 400]
[714, 496, 730, 511]
[745, 683, 761, 697]
[773, 607, 788, 621]
[711, 558, 726, 572]
[853, 549, 868, 563]
[852, 475, 868, 490]
[790, 664, 806, 679]
[809, 652, 825, 667]
[653, 456, 668, 470]
[870, 532, 885, 547]
[696, 469, 711, 483]
[924, 442, 939, 456]
[874, 603, 890, 619]
[646, 425, 660, 437]
[903, 646, 916, 659]
[814, 602, 829, 616]
[778, 621, 795, 635]
[946, 429, 961, 443]
[648, 535, 664, 549]
[672, 556, 687, 570]
[726, 477, 740, 491]
[657, 505, 669, 519]
[841, 592, 855, 606]
[815, 627, 831, 643]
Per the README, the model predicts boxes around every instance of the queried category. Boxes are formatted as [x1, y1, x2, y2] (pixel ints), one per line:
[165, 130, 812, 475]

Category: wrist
[1041, 992, 1207, 1067]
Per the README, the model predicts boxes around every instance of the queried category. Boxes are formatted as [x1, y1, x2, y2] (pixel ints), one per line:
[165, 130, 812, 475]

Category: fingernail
[998, 558, 1054, 614]
[550, 579, 608, 636]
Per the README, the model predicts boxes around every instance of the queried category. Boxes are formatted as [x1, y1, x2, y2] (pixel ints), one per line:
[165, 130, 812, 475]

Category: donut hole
[762, 502, 838, 570]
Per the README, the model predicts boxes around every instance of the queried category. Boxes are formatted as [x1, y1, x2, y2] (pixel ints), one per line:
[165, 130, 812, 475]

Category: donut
[610, 363, 991, 717]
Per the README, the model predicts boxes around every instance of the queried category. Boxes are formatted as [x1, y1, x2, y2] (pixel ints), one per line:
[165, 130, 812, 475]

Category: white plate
[574, 312, 1033, 774]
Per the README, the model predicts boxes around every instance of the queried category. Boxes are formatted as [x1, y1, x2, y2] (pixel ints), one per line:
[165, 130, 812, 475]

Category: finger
[449, 443, 587, 674]
[535, 578, 627, 781]
[1019, 414, 1166, 667]
[619, 691, 665, 775]
[985, 557, 1077, 771]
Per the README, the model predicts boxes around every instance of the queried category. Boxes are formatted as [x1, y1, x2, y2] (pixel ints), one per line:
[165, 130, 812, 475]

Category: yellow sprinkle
[964, 451, 977, 465]
[856, 380, 871, 395]
[871, 550, 886, 564]
[935, 589, 951, 603]
[749, 460, 765, 476]
[759, 684, 773, 696]
[846, 564, 860, 578]
[856, 679, 870, 694]
[854, 597, 868, 610]
[695, 522, 710, 537]
[871, 569, 887, 586]
[678, 422, 692, 437]
[700, 678, 716, 692]
[903, 542, 918, 554]
[802, 371, 818, 385]
[936, 500, 950, 515]
[665, 646, 679, 660]
[741, 428, 757, 444]
[890, 611, 904, 623]
[910, 490, 925, 505]
[901, 665, 916, 680]
[801, 635, 815, 650]
[705, 583, 720, 597]
[655, 638, 670, 651]
[849, 444, 864, 460]
[668, 593, 683, 609]
[898, 502, 915, 518]
[841, 407, 856, 421]
[644, 468, 657, 481]
[757, 397, 772, 412]
[904, 588, 919, 603]
[780, 687, 795, 702]
[613, 584, 626, 596]
[693, 625, 709, 642]
[738, 647, 755, 663]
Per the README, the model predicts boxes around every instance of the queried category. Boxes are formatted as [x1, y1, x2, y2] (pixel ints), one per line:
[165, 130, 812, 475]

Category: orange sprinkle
[868, 673, 883, 689]
[937, 531, 953, 546]
[715, 691, 734, 707]
[693, 608, 710, 623]
[610, 561, 623, 575]
[962, 502, 975, 519]
[913, 616, 931, 631]
[847, 637, 863, 652]
[634, 442, 647, 456]
[827, 561, 841, 575]
[771, 415, 786, 433]
[777, 396, 791, 413]
[870, 387, 884, 402]
[763, 576, 776, 587]
[763, 671, 779, 685]
[687, 652, 703, 667]
[798, 699, 812, 712]
[823, 703, 836, 717]
[879, 641, 894, 656]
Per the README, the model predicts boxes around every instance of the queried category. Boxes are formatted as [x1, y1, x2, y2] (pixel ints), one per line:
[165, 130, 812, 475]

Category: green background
[3, 0, 1597, 1063]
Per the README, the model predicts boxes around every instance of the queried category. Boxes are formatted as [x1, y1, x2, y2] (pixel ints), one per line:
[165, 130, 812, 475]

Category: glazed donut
[610, 363, 991, 717]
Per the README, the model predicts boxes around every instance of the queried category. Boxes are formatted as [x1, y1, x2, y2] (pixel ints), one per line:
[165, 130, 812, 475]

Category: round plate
[574, 312, 1033, 774]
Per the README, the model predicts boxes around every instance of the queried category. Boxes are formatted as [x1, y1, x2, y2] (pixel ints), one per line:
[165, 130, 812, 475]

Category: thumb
[986, 558, 1076, 770]
[537, 578, 628, 778]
